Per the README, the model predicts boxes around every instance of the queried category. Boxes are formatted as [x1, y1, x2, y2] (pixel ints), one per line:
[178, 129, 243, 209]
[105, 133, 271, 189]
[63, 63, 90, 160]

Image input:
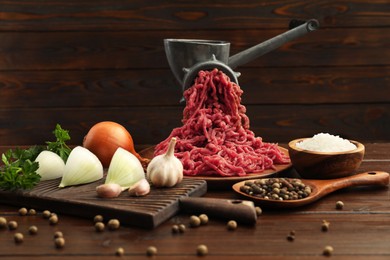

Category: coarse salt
[296, 133, 357, 152]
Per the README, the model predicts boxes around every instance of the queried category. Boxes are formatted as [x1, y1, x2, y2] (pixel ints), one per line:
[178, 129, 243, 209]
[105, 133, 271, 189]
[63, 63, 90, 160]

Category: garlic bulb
[147, 137, 183, 187]
[35, 150, 65, 181]
[59, 146, 103, 188]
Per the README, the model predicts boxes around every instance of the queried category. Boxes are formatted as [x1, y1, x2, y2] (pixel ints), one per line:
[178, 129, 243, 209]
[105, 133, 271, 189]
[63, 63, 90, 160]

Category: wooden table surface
[0, 143, 389, 259]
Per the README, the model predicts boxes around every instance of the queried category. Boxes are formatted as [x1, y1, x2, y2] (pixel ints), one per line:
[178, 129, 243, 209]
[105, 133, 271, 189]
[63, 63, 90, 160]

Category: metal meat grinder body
[164, 19, 319, 101]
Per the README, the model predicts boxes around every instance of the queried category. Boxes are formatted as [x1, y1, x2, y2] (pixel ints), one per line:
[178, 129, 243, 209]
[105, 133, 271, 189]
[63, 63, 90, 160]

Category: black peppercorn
[336, 201, 344, 210]
[240, 178, 312, 201]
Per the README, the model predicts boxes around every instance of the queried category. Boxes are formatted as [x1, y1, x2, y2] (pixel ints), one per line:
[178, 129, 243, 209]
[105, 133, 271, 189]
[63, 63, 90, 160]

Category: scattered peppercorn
[189, 215, 201, 227]
[178, 224, 186, 233]
[8, 220, 18, 230]
[18, 207, 28, 216]
[286, 234, 295, 241]
[286, 230, 295, 241]
[255, 206, 262, 216]
[240, 178, 312, 200]
[108, 219, 120, 230]
[199, 214, 209, 225]
[321, 220, 330, 232]
[28, 225, 38, 235]
[14, 232, 24, 243]
[146, 246, 157, 256]
[115, 247, 125, 256]
[94, 215, 104, 223]
[42, 210, 51, 219]
[54, 231, 64, 239]
[28, 209, 37, 216]
[336, 201, 344, 210]
[171, 224, 180, 234]
[323, 245, 334, 256]
[54, 237, 65, 248]
[196, 244, 208, 256]
[95, 222, 105, 232]
[227, 220, 237, 231]
[49, 214, 59, 225]
[0, 217, 7, 229]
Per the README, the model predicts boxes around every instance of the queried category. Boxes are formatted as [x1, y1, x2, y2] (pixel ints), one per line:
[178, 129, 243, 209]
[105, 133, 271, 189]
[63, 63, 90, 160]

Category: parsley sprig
[0, 147, 42, 190]
[46, 124, 72, 162]
[0, 124, 72, 191]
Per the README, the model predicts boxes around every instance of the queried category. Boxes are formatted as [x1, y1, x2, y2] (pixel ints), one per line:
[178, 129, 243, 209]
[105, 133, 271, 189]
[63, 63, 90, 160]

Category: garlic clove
[128, 178, 150, 197]
[96, 183, 123, 198]
[59, 146, 103, 188]
[105, 147, 145, 189]
[35, 150, 65, 181]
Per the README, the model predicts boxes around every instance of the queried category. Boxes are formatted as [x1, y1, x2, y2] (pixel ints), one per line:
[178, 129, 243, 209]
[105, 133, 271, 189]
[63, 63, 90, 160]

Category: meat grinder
[164, 19, 319, 101]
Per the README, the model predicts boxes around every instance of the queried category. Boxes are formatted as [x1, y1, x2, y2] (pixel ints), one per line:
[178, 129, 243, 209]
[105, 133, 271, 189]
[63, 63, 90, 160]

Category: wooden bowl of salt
[288, 134, 365, 179]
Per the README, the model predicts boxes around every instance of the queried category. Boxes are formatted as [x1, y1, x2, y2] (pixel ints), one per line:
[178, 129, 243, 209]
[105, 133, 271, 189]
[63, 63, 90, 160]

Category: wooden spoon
[232, 171, 389, 208]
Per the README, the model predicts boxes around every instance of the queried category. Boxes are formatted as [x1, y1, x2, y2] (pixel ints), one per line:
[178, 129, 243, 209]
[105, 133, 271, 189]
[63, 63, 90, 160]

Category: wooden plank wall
[0, 0, 389, 147]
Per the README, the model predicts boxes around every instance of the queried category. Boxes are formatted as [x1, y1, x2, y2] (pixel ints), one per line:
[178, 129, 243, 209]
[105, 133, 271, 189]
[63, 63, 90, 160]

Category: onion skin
[83, 121, 144, 168]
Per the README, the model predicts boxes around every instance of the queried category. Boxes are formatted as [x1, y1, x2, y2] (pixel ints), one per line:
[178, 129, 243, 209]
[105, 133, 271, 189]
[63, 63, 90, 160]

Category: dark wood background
[1, 0, 389, 147]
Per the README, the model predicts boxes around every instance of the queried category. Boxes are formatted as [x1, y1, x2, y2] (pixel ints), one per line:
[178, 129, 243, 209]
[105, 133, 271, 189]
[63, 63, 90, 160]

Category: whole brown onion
[83, 121, 143, 168]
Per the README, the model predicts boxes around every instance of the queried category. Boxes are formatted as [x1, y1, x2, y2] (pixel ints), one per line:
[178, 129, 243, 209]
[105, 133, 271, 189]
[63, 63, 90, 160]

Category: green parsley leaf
[0, 147, 42, 190]
[46, 124, 72, 162]
[0, 124, 71, 191]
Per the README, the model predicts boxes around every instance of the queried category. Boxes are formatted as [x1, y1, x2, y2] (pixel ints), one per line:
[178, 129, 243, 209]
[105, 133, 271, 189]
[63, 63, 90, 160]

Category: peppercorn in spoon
[232, 171, 389, 208]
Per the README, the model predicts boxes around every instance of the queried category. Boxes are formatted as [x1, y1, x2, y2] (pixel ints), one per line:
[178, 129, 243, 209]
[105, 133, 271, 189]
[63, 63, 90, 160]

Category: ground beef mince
[154, 69, 290, 177]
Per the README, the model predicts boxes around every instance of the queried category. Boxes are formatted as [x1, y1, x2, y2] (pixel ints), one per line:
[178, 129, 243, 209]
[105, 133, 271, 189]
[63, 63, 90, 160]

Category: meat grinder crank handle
[179, 197, 258, 225]
[228, 19, 319, 69]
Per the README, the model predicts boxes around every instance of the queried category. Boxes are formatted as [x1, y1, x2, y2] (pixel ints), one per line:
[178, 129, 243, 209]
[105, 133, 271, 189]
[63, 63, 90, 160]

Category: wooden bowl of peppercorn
[288, 138, 365, 179]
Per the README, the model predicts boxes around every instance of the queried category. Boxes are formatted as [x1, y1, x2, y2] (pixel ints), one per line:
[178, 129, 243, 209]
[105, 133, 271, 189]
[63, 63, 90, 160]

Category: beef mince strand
[154, 69, 290, 177]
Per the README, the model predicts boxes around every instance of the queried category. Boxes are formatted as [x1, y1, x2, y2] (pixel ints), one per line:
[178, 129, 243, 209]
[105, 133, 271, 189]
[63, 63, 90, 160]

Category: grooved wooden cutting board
[0, 178, 207, 229]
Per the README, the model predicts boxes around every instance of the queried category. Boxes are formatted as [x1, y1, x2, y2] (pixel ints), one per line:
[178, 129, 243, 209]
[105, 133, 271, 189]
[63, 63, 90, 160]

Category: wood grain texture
[288, 139, 365, 179]
[233, 171, 389, 208]
[0, 28, 389, 70]
[0, 0, 389, 31]
[0, 143, 389, 259]
[0, 66, 389, 108]
[0, 103, 389, 145]
[0, 0, 389, 145]
[0, 177, 207, 229]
